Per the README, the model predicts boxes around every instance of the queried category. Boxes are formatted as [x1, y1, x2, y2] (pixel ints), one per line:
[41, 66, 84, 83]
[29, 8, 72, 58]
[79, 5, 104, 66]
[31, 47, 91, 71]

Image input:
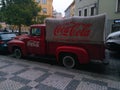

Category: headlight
[3, 44, 7, 47]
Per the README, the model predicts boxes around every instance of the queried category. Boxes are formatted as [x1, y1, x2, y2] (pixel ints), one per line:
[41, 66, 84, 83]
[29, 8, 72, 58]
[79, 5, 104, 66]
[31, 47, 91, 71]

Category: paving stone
[64, 79, 80, 90]
[27, 81, 39, 88]
[0, 80, 24, 90]
[15, 63, 30, 68]
[33, 67, 49, 72]
[4, 74, 15, 79]
[0, 71, 8, 76]
[76, 81, 108, 90]
[31, 88, 38, 90]
[19, 86, 32, 90]
[55, 71, 75, 78]
[18, 69, 45, 81]
[13, 68, 29, 75]
[36, 83, 60, 90]
[0, 77, 7, 83]
[107, 87, 119, 90]
[107, 80, 120, 90]
[0, 62, 9, 68]
[10, 76, 31, 84]
[82, 77, 108, 86]
[0, 65, 25, 74]
[1, 60, 13, 64]
[35, 73, 51, 83]
[41, 74, 72, 90]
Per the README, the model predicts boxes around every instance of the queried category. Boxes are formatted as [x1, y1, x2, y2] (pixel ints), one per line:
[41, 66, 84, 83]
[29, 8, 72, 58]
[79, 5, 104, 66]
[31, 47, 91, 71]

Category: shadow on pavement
[26, 55, 107, 75]
[109, 51, 120, 59]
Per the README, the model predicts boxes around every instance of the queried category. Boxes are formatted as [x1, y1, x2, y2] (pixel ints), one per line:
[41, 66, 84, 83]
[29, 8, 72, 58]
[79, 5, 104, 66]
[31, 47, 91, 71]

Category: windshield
[31, 28, 41, 36]
[1, 33, 16, 40]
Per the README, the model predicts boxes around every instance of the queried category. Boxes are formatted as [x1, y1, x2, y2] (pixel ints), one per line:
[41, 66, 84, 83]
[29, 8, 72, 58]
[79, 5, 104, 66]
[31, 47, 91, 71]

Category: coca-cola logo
[54, 22, 92, 37]
[27, 40, 39, 47]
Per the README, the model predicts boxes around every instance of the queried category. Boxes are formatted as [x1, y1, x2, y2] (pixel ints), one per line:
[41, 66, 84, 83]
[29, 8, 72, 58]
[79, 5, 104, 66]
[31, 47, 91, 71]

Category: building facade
[75, 0, 97, 16]
[53, 10, 62, 18]
[65, 7, 71, 18]
[75, 0, 120, 36]
[98, 0, 120, 34]
[35, 0, 53, 17]
[65, 0, 75, 18]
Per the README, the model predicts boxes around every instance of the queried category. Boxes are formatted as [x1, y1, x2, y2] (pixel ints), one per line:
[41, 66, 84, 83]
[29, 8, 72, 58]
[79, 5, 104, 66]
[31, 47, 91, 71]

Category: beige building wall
[70, 0, 75, 16]
[35, 0, 53, 17]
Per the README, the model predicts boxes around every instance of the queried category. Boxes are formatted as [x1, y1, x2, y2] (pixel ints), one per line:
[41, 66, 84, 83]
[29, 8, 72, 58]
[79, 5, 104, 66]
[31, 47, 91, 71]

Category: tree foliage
[34, 15, 47, 24]
[0, 0, 41, 34]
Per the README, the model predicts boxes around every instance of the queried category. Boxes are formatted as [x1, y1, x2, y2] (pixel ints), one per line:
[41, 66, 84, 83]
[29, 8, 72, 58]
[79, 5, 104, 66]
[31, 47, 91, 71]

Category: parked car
[0, 32, 16, 53]
[14, 31, 28, 36]
[105, 31, 120, 51]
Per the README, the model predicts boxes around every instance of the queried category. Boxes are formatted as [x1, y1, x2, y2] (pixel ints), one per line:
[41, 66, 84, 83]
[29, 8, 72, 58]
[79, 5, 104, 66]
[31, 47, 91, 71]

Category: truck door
[27, 27, 45, 55]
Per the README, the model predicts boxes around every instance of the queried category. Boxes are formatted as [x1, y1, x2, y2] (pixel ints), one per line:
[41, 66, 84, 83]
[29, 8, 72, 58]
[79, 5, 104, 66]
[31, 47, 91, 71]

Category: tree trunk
[18, 24, 21, 35]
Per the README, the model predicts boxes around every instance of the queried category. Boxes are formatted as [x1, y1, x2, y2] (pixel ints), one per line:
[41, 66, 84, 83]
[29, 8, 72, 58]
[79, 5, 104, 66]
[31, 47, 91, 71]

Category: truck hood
[14, 34, 29, 41]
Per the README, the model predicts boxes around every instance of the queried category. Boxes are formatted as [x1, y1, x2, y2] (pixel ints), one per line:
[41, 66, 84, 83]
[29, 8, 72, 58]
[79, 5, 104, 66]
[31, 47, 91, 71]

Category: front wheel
[13, 48, 22, 59]
[62, 55, 77, 69]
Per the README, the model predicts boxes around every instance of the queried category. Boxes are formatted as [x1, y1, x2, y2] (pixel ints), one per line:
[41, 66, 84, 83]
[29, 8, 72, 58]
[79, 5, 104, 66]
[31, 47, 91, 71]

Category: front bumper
[105, 42, 120, 51]
[0, 44, 9, 52]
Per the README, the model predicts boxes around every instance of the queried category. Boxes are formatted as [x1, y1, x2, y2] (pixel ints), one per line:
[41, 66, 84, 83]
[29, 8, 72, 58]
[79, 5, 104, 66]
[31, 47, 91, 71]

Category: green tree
[0, 0, 6, 22]
[0, 0, 41, 34]
[35, 15, 47, 24]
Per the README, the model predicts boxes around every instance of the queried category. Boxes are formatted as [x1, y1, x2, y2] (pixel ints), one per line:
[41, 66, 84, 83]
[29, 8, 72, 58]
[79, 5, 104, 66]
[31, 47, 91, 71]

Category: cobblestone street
[0, 50, 120, 90]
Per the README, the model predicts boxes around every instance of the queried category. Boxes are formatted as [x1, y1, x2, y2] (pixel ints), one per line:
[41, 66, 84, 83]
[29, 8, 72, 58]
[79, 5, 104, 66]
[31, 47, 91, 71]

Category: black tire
[13, 48, 22, 59]
[62, 54, 77, 69]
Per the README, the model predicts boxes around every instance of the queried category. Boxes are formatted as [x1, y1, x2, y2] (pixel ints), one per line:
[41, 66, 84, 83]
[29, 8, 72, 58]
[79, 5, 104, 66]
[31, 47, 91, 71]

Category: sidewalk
[0, 55, 120, 90]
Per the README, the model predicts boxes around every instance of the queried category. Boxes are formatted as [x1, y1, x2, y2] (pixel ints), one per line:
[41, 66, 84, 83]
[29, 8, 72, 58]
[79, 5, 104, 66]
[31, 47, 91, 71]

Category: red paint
[0, 40, 4, 44]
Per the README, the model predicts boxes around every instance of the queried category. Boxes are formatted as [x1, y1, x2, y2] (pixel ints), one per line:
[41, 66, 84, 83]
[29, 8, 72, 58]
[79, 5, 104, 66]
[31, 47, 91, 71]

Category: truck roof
[45, 14, 106, 44]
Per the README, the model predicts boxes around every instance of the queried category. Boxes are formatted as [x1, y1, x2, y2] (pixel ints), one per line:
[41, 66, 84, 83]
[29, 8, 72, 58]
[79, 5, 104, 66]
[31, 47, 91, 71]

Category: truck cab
[8, 24, 46, 58]
[27, 24, 46, 55]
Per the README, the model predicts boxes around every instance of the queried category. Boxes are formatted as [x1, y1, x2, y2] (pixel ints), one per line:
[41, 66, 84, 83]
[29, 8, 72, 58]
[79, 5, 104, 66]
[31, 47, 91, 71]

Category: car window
[31, 28, 41, 36]
[1, 33, 16, 40]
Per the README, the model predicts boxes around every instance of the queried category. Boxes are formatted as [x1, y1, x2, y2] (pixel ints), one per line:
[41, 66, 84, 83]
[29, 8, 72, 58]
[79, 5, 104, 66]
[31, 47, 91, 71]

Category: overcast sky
[53, 0, 73, 16]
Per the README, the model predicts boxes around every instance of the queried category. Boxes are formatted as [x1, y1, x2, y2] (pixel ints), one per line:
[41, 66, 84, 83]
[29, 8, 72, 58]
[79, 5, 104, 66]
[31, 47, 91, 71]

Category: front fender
[56, 46, 90, 64]
[8, 40, 27, 56]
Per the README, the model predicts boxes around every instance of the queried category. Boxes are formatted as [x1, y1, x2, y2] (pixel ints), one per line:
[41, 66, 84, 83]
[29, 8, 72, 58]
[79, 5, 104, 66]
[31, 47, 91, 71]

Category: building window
[79, 10, 82, 16]
[84, 9, 87, 16]
[42, 8, 47, 13]
[42, 0, 47, 4]
[116, 0, 120, 12]
[91, 7, 95, 16]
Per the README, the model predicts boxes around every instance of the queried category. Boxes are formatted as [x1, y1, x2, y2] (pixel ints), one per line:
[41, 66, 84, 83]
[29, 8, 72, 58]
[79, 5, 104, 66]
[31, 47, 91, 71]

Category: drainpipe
[96, 0, 99, 15]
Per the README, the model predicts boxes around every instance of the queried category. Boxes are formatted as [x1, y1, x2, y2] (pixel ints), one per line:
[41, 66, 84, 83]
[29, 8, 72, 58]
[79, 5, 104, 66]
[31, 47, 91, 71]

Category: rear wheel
[13, 48, 22, 59]
[61, 54, 78, 69]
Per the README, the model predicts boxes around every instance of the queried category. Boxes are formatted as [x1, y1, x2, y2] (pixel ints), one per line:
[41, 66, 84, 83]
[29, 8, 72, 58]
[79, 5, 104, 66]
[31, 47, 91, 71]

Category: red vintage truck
[8, 14, 106, 68]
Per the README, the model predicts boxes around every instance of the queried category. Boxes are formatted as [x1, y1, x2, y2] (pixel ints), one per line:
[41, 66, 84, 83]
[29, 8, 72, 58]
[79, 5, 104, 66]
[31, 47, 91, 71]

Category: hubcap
[14, 49, 21, 59]
[63, 56, 75, 68]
